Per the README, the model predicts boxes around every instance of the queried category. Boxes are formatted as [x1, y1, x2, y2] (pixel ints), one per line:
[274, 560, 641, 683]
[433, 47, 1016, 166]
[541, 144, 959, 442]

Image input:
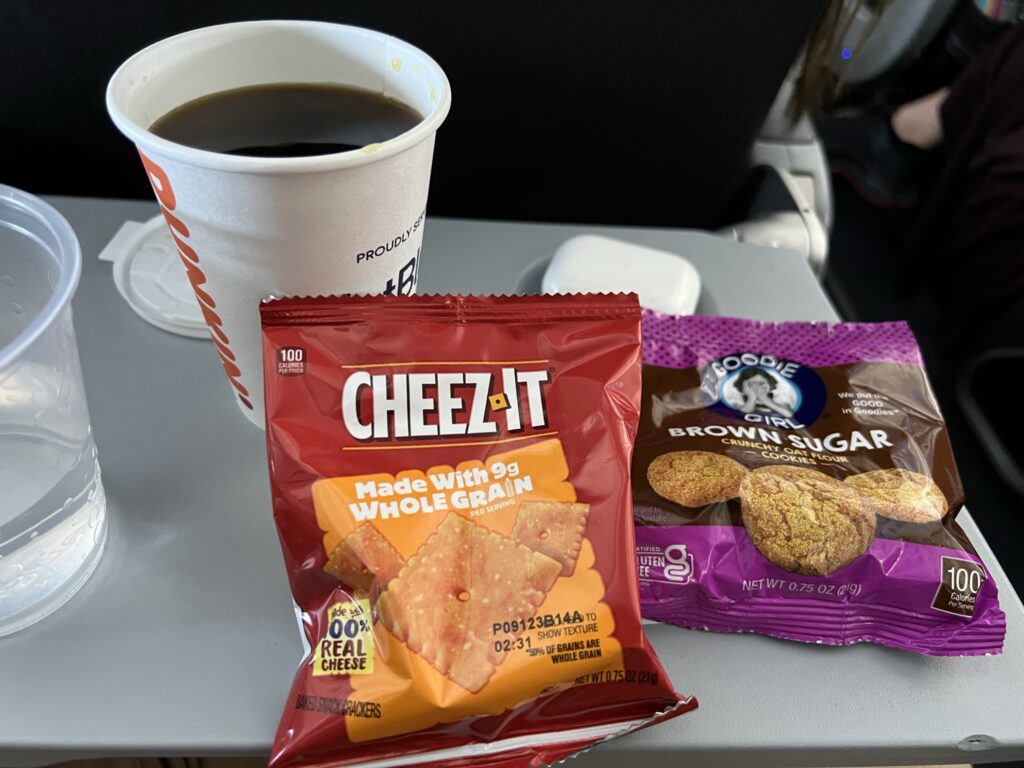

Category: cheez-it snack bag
[261, 294, 694, 768]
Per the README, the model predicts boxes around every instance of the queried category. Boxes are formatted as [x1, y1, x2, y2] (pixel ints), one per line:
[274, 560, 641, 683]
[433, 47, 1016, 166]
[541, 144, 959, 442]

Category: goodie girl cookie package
[634, 313, 1005, 656]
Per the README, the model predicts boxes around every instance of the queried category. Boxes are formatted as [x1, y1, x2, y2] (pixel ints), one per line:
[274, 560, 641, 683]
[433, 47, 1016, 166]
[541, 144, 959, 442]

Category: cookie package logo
[704, 353, 826, 429]
[637, 544, 695, 585]
[342, 365, 551, 442]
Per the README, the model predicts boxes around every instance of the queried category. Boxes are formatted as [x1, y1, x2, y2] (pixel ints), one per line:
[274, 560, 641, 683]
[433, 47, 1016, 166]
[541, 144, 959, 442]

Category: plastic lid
[98, 215, 209, 339]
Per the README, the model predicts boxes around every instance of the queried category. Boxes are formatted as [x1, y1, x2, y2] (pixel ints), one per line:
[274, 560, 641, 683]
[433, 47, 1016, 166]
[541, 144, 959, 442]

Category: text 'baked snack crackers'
[261, 294, 694, 768]
[635, 313, 1005, 656]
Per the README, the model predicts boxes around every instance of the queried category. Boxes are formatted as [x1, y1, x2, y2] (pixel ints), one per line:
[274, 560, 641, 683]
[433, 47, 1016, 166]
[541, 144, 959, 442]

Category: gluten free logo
[636, 543, 695, 585]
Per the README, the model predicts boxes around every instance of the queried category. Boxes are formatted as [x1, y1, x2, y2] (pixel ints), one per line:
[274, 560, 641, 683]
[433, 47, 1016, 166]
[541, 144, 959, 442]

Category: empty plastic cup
[0, 185, 107, 636]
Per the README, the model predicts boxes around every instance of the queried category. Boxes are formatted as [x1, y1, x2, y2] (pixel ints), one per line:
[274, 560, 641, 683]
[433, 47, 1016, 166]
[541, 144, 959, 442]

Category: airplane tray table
[0, 196, 1022, 768]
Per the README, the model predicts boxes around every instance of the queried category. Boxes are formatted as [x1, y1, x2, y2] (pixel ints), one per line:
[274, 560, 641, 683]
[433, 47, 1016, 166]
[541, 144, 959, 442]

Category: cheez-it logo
[341, 365, 551, 441]
[138, 150, 252, 410]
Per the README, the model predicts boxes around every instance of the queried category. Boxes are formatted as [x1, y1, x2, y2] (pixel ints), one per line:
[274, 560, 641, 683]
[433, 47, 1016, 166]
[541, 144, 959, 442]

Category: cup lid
[99, 215, 209, 338]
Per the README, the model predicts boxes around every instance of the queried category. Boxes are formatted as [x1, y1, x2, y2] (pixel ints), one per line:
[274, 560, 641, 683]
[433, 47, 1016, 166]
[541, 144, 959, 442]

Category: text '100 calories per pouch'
[634, 313, 1005, 656]
[261, 294, 695, 768]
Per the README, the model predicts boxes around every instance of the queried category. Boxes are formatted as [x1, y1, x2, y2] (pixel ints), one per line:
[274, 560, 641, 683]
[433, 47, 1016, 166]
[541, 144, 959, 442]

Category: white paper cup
[107, 20, 451, 426]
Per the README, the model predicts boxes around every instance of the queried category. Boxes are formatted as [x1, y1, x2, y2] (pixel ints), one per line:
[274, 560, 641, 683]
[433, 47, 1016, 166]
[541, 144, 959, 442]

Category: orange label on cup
[136, 150, 252, 409]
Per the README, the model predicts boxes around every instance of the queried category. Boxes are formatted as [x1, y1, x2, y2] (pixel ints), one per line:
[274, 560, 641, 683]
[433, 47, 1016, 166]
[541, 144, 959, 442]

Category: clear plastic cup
[0, 185, 107, 636]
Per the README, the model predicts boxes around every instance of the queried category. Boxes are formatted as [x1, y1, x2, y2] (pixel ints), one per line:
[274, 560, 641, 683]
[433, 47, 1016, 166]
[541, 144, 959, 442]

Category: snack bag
[261, 294, 694, 768]
[635, 313, 1006, 656]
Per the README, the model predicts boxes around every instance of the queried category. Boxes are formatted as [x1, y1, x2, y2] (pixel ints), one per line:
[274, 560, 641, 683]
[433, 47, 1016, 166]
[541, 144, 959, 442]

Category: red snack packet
[261, 294, 694, 768]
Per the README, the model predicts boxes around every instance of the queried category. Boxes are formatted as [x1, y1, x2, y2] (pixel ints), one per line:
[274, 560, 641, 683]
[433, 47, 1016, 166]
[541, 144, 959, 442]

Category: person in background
[897, 21, 1024, 352]
[795, 0, 1024, 350]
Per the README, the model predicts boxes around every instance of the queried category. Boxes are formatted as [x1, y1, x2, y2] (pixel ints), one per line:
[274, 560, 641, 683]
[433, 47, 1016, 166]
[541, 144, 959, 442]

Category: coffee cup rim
[106, 20, 452, 175]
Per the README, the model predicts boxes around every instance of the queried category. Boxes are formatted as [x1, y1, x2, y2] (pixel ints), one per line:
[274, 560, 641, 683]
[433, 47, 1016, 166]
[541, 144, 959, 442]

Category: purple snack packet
[635, 313, 1005, 656]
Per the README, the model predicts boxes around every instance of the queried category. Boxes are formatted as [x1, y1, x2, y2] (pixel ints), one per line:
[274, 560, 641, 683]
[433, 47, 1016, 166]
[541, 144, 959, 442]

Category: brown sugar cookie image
[647, 450, 748, 508]
[323, 524, 405, 594]
[512, 501, 590, 576]
[845, 469, 948, 523]
[740, 465, 875, 576]
[378, 514, 561, 693]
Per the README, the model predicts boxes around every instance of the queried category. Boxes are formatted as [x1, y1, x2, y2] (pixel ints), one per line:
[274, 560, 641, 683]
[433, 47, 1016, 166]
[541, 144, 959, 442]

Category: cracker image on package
[634, 313, 1006, 656]
[323, 523, 405, 594]
[379, 513, 561, 693]
[262, 294, 693, 768]
[511, 500, 591, 576]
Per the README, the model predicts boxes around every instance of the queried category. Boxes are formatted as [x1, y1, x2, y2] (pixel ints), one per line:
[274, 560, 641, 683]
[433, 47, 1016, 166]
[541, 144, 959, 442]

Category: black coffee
[149, 83, 422, 157]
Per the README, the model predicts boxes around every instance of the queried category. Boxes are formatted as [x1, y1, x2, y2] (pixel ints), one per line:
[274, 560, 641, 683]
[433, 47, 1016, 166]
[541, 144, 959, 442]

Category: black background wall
[0, 1, 822, 226]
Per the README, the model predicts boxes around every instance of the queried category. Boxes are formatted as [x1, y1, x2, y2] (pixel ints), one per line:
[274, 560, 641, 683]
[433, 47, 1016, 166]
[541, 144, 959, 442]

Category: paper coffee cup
[106, 21, 451, 426]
